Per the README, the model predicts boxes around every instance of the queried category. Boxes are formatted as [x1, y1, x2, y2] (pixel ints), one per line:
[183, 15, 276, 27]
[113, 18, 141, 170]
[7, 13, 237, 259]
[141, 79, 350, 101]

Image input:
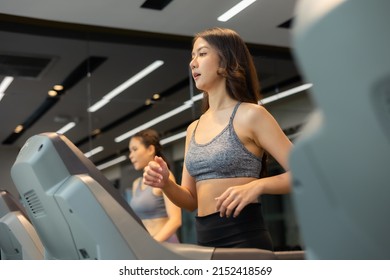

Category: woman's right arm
[143, 122, 198, 211]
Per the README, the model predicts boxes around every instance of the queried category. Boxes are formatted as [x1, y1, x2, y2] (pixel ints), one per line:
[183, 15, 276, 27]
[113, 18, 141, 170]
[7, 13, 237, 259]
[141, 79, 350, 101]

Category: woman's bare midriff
[196, 177, 259, 216]
[142, 217, 169, 237]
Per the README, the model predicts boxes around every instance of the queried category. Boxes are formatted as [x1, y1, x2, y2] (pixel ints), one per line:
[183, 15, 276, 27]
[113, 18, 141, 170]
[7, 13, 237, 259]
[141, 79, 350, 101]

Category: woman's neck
[207, 93, 237, 112]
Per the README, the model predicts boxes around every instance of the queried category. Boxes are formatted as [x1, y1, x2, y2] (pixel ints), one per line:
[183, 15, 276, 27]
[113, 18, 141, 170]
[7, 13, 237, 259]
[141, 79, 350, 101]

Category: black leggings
[195, 203, 273, 250]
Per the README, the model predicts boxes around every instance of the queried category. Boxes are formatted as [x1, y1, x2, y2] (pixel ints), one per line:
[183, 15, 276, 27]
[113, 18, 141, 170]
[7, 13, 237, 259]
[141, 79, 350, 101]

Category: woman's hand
[215, 183, 261, 218]
[143, 156, 170, 189]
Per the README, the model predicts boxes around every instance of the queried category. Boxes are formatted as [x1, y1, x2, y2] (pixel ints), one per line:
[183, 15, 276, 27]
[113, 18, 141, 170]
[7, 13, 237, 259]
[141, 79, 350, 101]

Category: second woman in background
[128, 129, 181, 243]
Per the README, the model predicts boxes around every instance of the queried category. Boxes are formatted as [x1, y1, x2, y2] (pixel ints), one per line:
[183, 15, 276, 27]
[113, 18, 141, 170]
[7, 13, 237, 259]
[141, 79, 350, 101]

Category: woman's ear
[146, 144, 156, 157]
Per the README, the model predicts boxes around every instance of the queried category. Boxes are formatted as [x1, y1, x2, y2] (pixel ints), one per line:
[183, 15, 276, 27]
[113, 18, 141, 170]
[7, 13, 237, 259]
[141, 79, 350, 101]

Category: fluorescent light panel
[218, 0, 257, 22]
[261, 83, 313, 104]
[115, 92, 203, 143]
[84, 146, 104, 158]
[56, 122, 76, 134]
[160, 131, 187, 146]
[0, 76, 14, 92]
[87, 99, 110, 113]
[99, 131, 188, 171]
[115, 102, 193, 143]
[88, 60, 164, 113]
[97, 155, 127, 170]
[190, 92, 204, 103]
[0, 76, 14, 101]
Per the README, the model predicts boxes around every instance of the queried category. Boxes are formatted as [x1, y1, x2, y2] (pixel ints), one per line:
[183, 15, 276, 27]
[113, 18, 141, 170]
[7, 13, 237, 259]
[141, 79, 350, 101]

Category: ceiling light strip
[260, 83, 313, 104]
[88, 60, 164, 113]
[0, 76, 14, 101]
[160, 131, 187, 145]
[56, 122, 76, 134]
[97, 155, 127, 170]
[84, 146, 104, 158]
[115, 102, 193, 143]
[0, 76, 14, 92]
[218, 0, 257, 22]
[87, 99, 110, 113]
[114, 92, 203, 143]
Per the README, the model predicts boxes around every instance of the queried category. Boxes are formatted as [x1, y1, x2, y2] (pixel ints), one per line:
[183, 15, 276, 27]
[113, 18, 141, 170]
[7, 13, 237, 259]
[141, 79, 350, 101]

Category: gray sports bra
[129, 179, 168, 219]
[185, 102, 263, 182]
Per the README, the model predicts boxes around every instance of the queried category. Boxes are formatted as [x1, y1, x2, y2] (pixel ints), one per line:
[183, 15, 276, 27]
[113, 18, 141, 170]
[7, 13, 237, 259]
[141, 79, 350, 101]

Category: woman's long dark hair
[193, 27, 261, 111]
[133, 129, 170, 169]
[193, 27, 268, 177]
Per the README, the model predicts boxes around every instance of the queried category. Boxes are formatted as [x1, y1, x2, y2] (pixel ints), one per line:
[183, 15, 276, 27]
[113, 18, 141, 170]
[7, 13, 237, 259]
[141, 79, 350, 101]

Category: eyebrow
[191, 46, 209, 56]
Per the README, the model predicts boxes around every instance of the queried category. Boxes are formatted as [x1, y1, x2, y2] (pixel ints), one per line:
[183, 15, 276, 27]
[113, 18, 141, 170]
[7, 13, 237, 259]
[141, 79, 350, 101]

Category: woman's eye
[199, 52, 206, 56]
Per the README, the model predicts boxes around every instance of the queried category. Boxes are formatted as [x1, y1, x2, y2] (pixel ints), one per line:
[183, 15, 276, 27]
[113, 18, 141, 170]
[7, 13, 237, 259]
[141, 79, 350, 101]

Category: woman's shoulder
[238, 102, 269, 119]
[235, 103, 276, 136]
[133, 177, 141, 186]
[188, 119, 199, 129]
[186, 119, 200, 136]
[132, 177, 142, 193]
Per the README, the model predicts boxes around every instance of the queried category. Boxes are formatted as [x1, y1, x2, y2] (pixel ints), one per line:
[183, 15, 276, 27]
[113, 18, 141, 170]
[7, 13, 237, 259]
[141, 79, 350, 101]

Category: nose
[190, 57, 197, 69]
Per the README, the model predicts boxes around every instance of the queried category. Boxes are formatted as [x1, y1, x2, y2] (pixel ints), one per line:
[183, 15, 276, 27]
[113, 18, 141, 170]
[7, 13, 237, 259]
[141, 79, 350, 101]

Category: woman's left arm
[152, 172, 182, 242]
